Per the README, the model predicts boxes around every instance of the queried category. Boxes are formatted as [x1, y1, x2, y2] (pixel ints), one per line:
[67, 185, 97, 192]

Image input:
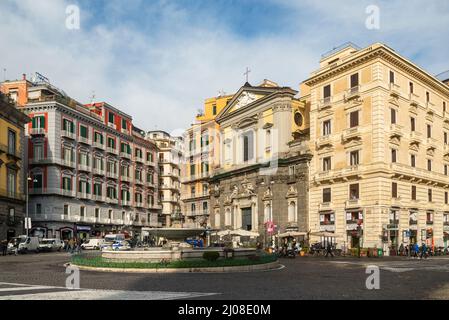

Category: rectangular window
[323, 157, 332, 171]
[63, 119, 74, 133]
[212, 105, 217, 115]
[426, 91, 430, 103]
[33, 174, 43, 189]
[427, 211, 434, 223]
[427, 159, 432, 171]
[389, 70, 395, 84]
[445, 132, 448, 145]
[95, 208, 100, 219]
[108, 112, 115, 123]
[323, 120, 331, 136]
[323, 188, 331, 203]
[349, 110, 359, 128]
[121, 119, 127, 130]
[411, 154, 416, 168]
[350, 150, 359, 166]
[79, 125, 88, 138]
[323, 84, 331, 101]
[8, 130, 16, 155]
[392, 182, 398, 198]
[64, 205, 69, 216]
[410, 117, 416, 132]
[428, 189, 433, 202]
[427, 124, 432, 138]
[36, 204, 42, 215]
[349, 184, 360, 200]
[391, 149, 397, 163]
[350, 73, 359, 89]
[444, 101, 447, 114]
[243, 131, 254, 162]
[80, 206, 85, 217]
[409, 82, 414, 94]
[7, 169, 16, 198]
[411, 186, 417, 200]
[445, 164, 448, 176]
[446, 192, 449, 205]
[391, 108, 397, 124]
[190, 164, 195, 175]
[94, 183, 102, 196]
[62, 177, 72, 191]
[32, 116, 45, 129]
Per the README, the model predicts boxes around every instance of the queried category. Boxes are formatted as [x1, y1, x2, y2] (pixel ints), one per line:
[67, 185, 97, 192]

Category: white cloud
[0, 0, 448, 132]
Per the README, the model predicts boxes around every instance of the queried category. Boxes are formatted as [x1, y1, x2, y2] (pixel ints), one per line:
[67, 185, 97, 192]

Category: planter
[299, 251, 305, 257]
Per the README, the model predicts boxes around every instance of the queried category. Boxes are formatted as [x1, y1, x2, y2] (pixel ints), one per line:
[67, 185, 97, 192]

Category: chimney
[22, 73, 26, 81]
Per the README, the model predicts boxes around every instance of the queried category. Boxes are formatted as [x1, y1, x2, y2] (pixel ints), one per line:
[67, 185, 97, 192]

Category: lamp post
[25, 176, 37, 236]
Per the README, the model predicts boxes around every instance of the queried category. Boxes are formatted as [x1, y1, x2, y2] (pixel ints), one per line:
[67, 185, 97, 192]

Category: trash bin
[377, 248, 383, 257]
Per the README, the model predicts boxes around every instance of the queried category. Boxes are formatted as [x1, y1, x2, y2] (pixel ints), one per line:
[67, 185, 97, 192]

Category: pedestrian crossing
[0, 282, 218, 300]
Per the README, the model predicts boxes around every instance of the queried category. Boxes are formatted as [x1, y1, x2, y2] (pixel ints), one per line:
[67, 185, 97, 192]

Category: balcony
[409, 219, 418, 225]
[389, 124, 403, 138]
[106, 172, 118, 179]
[341, 127, 361, 143]
[77, 192, 92, 200]
[345, 85, 361, 101]
[121, 175, 131, 183]
[92, 168, 105, 176]
[0, 188, 25, 201]
[145, 160, 156, 167]
[389, 219, 400, 225]
[389, 83, 401, 97]
[107, 122, 116, 130]
[106, 147, 119, 155]
[106, 197, 118, 205]
[120, 152, 131, 159]
[135, 179, 144, 186]
[345, 198, 362, 209]
[134, 155, 144, 163]
[319, 223, 336, 232]
[2, 145, 21, 160]
[78, 136, 91, 145]
[121, 200, 131, 207]
[135, 201, 144, 208]
[121, 128, 129, 134]
[92, 141, 105, 150]
[426, 220, 434, 225]
[92, 194, 105, 202]
[78, 164, 91, 172]
[30, 128, 45, 136]
[61, 130, 76, 140]
[61, 189, 76, 197]
[316, 135, 332, 148]
[319, 202, 333, 211]
[318, 97, 332, 111]
[146, 181, 156, 188]
[409, 131, 422, 144]
[409, 93, 420, 107]
[60, 159, 75, 168]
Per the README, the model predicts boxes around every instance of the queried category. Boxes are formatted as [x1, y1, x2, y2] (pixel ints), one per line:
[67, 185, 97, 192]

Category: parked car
[81, 238, 104, 250]
[100, 234, 126, 251]
[7, 236, 40, 254]
[111, 240, 131, 251]
[39, 239, 64, 252]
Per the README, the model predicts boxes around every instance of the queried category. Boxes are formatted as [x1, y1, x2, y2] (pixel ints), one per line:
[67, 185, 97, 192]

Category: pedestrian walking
[325, 243, 334, 258]
[0, 240, 7, 256]
[420, 243, 428, 260]
[413, 243, 419, 259]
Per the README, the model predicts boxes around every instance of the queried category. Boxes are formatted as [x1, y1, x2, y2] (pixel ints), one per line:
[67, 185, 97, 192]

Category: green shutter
[32, 117, 37, 128]
[86, 183, 90, 194]
[40, 116, 45, 128]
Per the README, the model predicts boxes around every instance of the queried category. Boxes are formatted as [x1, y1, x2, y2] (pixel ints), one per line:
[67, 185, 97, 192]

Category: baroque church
[209, 80, 311, 243]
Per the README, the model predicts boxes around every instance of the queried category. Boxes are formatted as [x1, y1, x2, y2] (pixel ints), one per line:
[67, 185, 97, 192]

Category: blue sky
[1, 0, 448, 132]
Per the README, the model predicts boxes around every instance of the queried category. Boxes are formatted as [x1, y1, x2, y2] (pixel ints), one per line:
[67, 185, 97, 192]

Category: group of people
[278, 238, 302, 257]
[63, 238, 83, 254]
[398, 243, 431, 259]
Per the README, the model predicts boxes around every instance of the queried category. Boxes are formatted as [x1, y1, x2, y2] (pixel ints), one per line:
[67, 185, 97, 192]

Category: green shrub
[248, 255, 260, 261]
[202, 251, 220, 261]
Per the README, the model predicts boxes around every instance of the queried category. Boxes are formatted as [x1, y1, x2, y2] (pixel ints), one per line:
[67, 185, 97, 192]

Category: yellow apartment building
[303, 42, 449, 252]
[0, 92, 31, 240]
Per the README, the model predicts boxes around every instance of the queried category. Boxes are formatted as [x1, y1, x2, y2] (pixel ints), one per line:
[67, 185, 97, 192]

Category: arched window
[288, 201, 296, 222]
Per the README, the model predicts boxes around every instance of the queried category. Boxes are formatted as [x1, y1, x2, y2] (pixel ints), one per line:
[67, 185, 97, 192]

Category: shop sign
[76, 226, 91, 231]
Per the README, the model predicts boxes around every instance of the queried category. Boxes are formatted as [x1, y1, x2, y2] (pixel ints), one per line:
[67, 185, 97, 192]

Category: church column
[253, 200, 258, 231]
[272, 102, 292, 155]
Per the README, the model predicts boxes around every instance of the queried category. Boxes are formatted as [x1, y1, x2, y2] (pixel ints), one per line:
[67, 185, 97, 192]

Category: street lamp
[26, 176, 38, 236]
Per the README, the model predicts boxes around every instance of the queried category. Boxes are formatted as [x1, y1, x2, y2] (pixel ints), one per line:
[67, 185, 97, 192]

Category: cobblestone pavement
[0, 252, 448, 300]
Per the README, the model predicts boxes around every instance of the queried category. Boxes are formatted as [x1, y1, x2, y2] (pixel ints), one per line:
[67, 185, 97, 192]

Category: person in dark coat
[1, 240, 7, 256]
[325, 243, 334, 258]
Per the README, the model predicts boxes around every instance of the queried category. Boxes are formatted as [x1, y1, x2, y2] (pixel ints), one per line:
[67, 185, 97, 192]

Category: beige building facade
[304, 43, 449, 251]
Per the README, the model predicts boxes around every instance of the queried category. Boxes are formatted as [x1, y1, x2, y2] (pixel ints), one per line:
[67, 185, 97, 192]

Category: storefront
[75, 225, 91, 240]
[346, 210, 363, 249]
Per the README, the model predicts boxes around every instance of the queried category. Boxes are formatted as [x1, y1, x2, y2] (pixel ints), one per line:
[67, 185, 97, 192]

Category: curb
[68, 261, 280, 273]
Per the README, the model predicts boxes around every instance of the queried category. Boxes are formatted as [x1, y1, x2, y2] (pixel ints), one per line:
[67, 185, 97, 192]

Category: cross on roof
[244, 67, 251, 83]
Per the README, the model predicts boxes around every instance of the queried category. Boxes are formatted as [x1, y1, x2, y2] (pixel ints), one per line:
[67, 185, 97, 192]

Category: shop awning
[276, 231, 307, 238]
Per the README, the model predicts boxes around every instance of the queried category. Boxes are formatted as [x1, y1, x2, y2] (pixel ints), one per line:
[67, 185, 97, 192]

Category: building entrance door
[242, 208, 252, 231]
[7, 229, 15, 241]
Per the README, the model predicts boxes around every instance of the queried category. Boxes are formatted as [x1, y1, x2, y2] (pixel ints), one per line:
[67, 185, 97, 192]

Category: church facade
[209, 80, 311, 244]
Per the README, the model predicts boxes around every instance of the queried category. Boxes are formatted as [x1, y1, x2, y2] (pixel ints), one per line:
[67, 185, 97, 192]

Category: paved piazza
[0, 252, 448, 300]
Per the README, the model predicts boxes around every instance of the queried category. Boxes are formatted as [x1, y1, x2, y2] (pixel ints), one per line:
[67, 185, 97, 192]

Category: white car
[7, 236, 40, 254]
[39, 239, 64, 252]
[81, 238, 104, 250]
[111, 240, 131, 251]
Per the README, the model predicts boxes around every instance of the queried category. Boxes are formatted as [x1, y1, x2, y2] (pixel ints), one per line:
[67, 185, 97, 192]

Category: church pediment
[215, 81, 297, 122]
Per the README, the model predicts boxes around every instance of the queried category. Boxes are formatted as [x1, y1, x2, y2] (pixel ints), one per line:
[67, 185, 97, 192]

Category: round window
[294, 112, 303, 127]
